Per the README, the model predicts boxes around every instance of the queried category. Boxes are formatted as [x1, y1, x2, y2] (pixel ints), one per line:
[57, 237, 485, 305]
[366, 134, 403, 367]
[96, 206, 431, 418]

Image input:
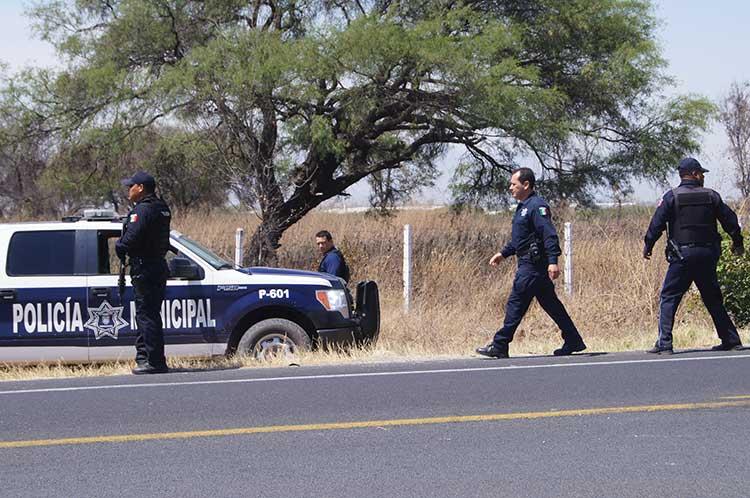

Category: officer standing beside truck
[643, 157, 745, 354]
[116, 171, 172, 374]
[476, 167, 587, 359]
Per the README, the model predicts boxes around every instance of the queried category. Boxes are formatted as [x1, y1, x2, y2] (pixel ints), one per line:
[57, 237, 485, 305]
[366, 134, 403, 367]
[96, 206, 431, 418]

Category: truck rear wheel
[236, 318, 311, 360]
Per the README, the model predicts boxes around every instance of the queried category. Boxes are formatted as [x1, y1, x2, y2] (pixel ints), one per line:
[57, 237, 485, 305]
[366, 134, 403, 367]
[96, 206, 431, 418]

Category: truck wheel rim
[252, 334, 296, 360]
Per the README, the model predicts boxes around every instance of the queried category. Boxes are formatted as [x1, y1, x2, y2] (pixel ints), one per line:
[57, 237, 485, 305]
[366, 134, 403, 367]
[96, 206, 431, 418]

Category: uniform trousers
[132, 259, 168, 368]
[493, 260, 583, 347]
[657, 245, 741, 348]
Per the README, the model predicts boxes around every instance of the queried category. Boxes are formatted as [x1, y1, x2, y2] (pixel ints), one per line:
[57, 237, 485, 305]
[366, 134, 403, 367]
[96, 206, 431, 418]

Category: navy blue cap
[677, 157, 709, 175]
[121, 171, 156, 189]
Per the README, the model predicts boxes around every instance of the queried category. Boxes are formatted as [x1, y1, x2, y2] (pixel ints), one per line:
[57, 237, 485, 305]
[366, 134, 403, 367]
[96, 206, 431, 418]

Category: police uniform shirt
[319, 247, 347, 279]
[500, 192, 561, 264]
[644, 179, 743, 254]
[116, 194, 172, 260]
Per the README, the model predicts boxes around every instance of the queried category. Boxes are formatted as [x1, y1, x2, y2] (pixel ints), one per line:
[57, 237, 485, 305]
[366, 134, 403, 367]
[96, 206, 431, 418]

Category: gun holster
[665, 240, 684, 263]
[527, 240, 543, 264]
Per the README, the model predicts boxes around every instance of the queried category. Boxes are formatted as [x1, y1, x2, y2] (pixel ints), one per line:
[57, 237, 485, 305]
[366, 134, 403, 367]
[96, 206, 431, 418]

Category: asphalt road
[1, 349, 750, 497]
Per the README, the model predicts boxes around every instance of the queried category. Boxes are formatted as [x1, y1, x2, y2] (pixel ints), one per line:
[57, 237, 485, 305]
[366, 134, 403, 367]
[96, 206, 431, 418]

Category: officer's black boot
[476, 342, 509, 359]
[647, 341, 673, 354]
[553, 340, 587, 356]
[132, 363, 169, 375]
[710, 342, 743, 351]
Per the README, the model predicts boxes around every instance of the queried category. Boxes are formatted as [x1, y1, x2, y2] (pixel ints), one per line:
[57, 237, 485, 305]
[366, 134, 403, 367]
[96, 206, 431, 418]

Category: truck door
[0, 229, 89, 362]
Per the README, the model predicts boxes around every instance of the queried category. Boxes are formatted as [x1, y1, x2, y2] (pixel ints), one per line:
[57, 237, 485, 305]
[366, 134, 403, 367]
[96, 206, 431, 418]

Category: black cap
[121, 171, 156, 189]
[677, 157, 709, 175]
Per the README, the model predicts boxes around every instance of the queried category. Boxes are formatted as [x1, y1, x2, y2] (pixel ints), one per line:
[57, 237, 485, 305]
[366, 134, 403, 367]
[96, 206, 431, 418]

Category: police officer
[316, 230, 350, 283]
[643, 157, 744, 354]
[116, 171, 172, 374]
[476, 167, 586, 359]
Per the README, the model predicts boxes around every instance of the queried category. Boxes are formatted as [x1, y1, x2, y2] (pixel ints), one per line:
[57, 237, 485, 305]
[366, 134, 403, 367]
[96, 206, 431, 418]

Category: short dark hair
[512, 167, 535, 189]
[315, 230, 333, 240]
[142, 183, 156, 194]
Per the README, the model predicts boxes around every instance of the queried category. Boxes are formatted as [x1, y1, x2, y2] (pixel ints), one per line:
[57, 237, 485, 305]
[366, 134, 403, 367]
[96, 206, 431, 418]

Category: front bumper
[316, 326, 359, 347]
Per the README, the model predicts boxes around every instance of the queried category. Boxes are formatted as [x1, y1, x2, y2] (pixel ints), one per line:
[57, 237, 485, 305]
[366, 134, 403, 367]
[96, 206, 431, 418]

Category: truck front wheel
[236, 318, 312, 360]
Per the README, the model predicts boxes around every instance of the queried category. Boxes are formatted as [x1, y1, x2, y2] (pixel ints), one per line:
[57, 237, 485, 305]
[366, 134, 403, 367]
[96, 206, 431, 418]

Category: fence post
[563, 222, 573, 295]
[403, 224, 412, 313]
[234, 228, 244, 268]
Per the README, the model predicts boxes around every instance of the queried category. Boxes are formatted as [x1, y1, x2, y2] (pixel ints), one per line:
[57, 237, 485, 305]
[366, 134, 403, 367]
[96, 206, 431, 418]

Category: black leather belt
[677, 242, 715, 248]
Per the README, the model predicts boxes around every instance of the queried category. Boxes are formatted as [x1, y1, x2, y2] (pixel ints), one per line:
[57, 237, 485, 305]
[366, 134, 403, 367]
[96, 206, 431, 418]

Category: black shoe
[132, 363, 169, 375]
[475, 343, 509, 359]
[647, 344, 673, 355]
[553, 342, 587, 356]
[711, 342, 743, 351]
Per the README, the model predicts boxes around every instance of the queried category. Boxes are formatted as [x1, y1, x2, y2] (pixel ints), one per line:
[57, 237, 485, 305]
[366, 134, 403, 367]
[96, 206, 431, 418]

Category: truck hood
[235, 266, 343, 287]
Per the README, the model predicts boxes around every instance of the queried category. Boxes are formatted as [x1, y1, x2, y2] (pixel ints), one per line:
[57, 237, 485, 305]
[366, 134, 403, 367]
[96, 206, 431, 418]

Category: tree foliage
[717, 230, 750, 328]
[5, 0, 715, 262]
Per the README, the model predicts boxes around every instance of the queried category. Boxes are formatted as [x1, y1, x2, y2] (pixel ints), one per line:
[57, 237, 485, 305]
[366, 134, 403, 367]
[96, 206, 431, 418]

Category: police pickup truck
[0, 210, 379, 363]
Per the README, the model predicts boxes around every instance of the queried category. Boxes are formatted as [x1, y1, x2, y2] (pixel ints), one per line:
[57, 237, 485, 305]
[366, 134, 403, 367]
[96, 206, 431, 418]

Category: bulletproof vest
[669, 186, 718, 244]
[125, 195, 172, 258]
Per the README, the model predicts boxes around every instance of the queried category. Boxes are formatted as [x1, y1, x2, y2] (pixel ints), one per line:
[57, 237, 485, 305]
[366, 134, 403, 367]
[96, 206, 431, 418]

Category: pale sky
[1, 0, 749, 203]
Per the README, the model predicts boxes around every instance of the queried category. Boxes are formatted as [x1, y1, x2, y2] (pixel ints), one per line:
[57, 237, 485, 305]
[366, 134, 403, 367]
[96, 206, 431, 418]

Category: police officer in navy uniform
[643, 157, 744, 354]
[316, 230, 350, 283]
[116, 171, 172, 374]
[476, 167, 586, 359]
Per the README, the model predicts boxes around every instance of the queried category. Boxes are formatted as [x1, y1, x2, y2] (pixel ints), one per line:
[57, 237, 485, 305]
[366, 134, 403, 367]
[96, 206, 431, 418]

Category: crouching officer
[116, 171, 172, 374]
[476, 167, 586, 359]
[643, 157, 744, 354]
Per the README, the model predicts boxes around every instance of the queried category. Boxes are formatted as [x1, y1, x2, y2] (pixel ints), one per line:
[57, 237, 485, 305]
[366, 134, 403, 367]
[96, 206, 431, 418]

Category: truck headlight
[316, 289, 350, 318]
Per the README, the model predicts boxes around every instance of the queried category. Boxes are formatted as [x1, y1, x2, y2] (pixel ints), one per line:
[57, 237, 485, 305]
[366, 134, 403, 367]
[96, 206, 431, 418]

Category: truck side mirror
[169, 257, 203, 280]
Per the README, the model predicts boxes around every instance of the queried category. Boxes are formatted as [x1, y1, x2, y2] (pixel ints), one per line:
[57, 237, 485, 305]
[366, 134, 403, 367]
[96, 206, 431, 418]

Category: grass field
[1, 205, 746, 381]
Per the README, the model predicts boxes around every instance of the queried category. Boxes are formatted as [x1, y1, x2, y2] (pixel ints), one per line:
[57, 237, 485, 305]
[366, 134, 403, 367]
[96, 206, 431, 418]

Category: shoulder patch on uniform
[130, 213, 139, 223]
[538, 206, 548, 216]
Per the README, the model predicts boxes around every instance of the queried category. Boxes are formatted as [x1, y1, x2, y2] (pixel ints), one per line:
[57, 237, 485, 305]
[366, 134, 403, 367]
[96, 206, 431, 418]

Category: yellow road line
[2, 399, 749, 449]
[719, 395, 750, 400]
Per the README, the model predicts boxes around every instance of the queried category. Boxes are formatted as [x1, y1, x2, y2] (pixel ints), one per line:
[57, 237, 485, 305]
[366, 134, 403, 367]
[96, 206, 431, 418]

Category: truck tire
[236, 318, 311, 360]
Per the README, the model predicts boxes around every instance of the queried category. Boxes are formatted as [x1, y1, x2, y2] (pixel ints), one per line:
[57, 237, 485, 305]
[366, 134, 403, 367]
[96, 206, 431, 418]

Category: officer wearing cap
[643, 157, 745, 354]
[116, 171, 172, 374]
[476, 167, 587, 359]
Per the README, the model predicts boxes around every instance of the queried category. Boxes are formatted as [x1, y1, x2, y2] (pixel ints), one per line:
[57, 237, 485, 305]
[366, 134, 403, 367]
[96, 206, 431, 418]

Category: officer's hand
[489, 253, 504, 266]
[643, 248, 651, 260]
[548, 264, 560, 280]
[732, 244, 745, 256]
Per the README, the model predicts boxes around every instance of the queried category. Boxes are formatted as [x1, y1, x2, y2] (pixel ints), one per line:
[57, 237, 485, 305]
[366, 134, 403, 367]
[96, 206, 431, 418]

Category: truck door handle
[0, 289, 17, 301]
[90, 287, 111, 298]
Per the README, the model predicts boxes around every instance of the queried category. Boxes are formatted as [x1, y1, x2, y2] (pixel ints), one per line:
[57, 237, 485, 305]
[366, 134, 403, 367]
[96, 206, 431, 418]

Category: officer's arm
[643, 193, 671, 255]
[531, 205, 561, 265]
[115, 204, 149, 258]
[714, 193, 744, 248]
[500, 241, 516, 259]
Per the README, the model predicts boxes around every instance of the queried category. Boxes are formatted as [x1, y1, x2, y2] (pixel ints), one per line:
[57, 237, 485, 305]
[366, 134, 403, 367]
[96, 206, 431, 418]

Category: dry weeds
[1, 206, 745, 381]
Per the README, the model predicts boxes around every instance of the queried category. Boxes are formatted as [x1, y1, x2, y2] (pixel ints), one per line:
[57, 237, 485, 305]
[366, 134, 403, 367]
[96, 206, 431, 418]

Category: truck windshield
[173, 232, 233, 270]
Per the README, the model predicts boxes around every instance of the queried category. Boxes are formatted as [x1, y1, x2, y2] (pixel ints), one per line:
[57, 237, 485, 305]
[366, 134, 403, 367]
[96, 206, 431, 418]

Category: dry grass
[176, 206, 735, 349]
[1, 205, 745, 382]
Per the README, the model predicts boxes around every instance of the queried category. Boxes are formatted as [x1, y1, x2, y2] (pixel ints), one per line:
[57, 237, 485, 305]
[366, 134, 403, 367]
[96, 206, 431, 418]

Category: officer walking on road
[643, 157, 745, 354]
[476, 168, 587, 359]
[316, 230, 351, 283]
[116, 171, 172, 374]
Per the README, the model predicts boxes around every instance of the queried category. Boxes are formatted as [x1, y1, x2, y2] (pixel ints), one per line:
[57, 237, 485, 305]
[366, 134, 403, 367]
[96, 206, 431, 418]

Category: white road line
[1, 353, 748, 396]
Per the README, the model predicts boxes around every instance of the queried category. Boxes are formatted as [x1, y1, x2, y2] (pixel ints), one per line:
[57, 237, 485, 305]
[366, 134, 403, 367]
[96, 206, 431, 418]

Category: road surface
[1, 349, 749, 497]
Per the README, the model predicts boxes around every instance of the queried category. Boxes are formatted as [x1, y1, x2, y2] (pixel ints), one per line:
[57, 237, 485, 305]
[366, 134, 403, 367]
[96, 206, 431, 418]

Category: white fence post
[563, 222, 573, 296]
[234, 228, 244, 268]
[403, 224, 412, 313]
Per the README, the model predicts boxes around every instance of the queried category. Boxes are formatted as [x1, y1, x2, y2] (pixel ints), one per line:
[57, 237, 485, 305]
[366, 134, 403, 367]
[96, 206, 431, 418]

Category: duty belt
[129, 256, 165, 264]
[676, 242, 716, 248]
